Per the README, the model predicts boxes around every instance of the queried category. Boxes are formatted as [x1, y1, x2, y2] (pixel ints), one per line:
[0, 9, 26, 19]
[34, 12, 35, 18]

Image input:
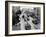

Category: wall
[0, 0, 46, 37]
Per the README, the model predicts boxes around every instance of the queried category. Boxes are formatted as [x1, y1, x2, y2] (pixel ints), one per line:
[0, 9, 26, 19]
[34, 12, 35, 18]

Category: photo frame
[5, 1, 45, 36]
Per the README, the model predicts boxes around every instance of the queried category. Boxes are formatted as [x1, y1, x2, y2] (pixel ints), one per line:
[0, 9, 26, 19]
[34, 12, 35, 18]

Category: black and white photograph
[5, 1, 45, 36]
[12, 6, 40, 30]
